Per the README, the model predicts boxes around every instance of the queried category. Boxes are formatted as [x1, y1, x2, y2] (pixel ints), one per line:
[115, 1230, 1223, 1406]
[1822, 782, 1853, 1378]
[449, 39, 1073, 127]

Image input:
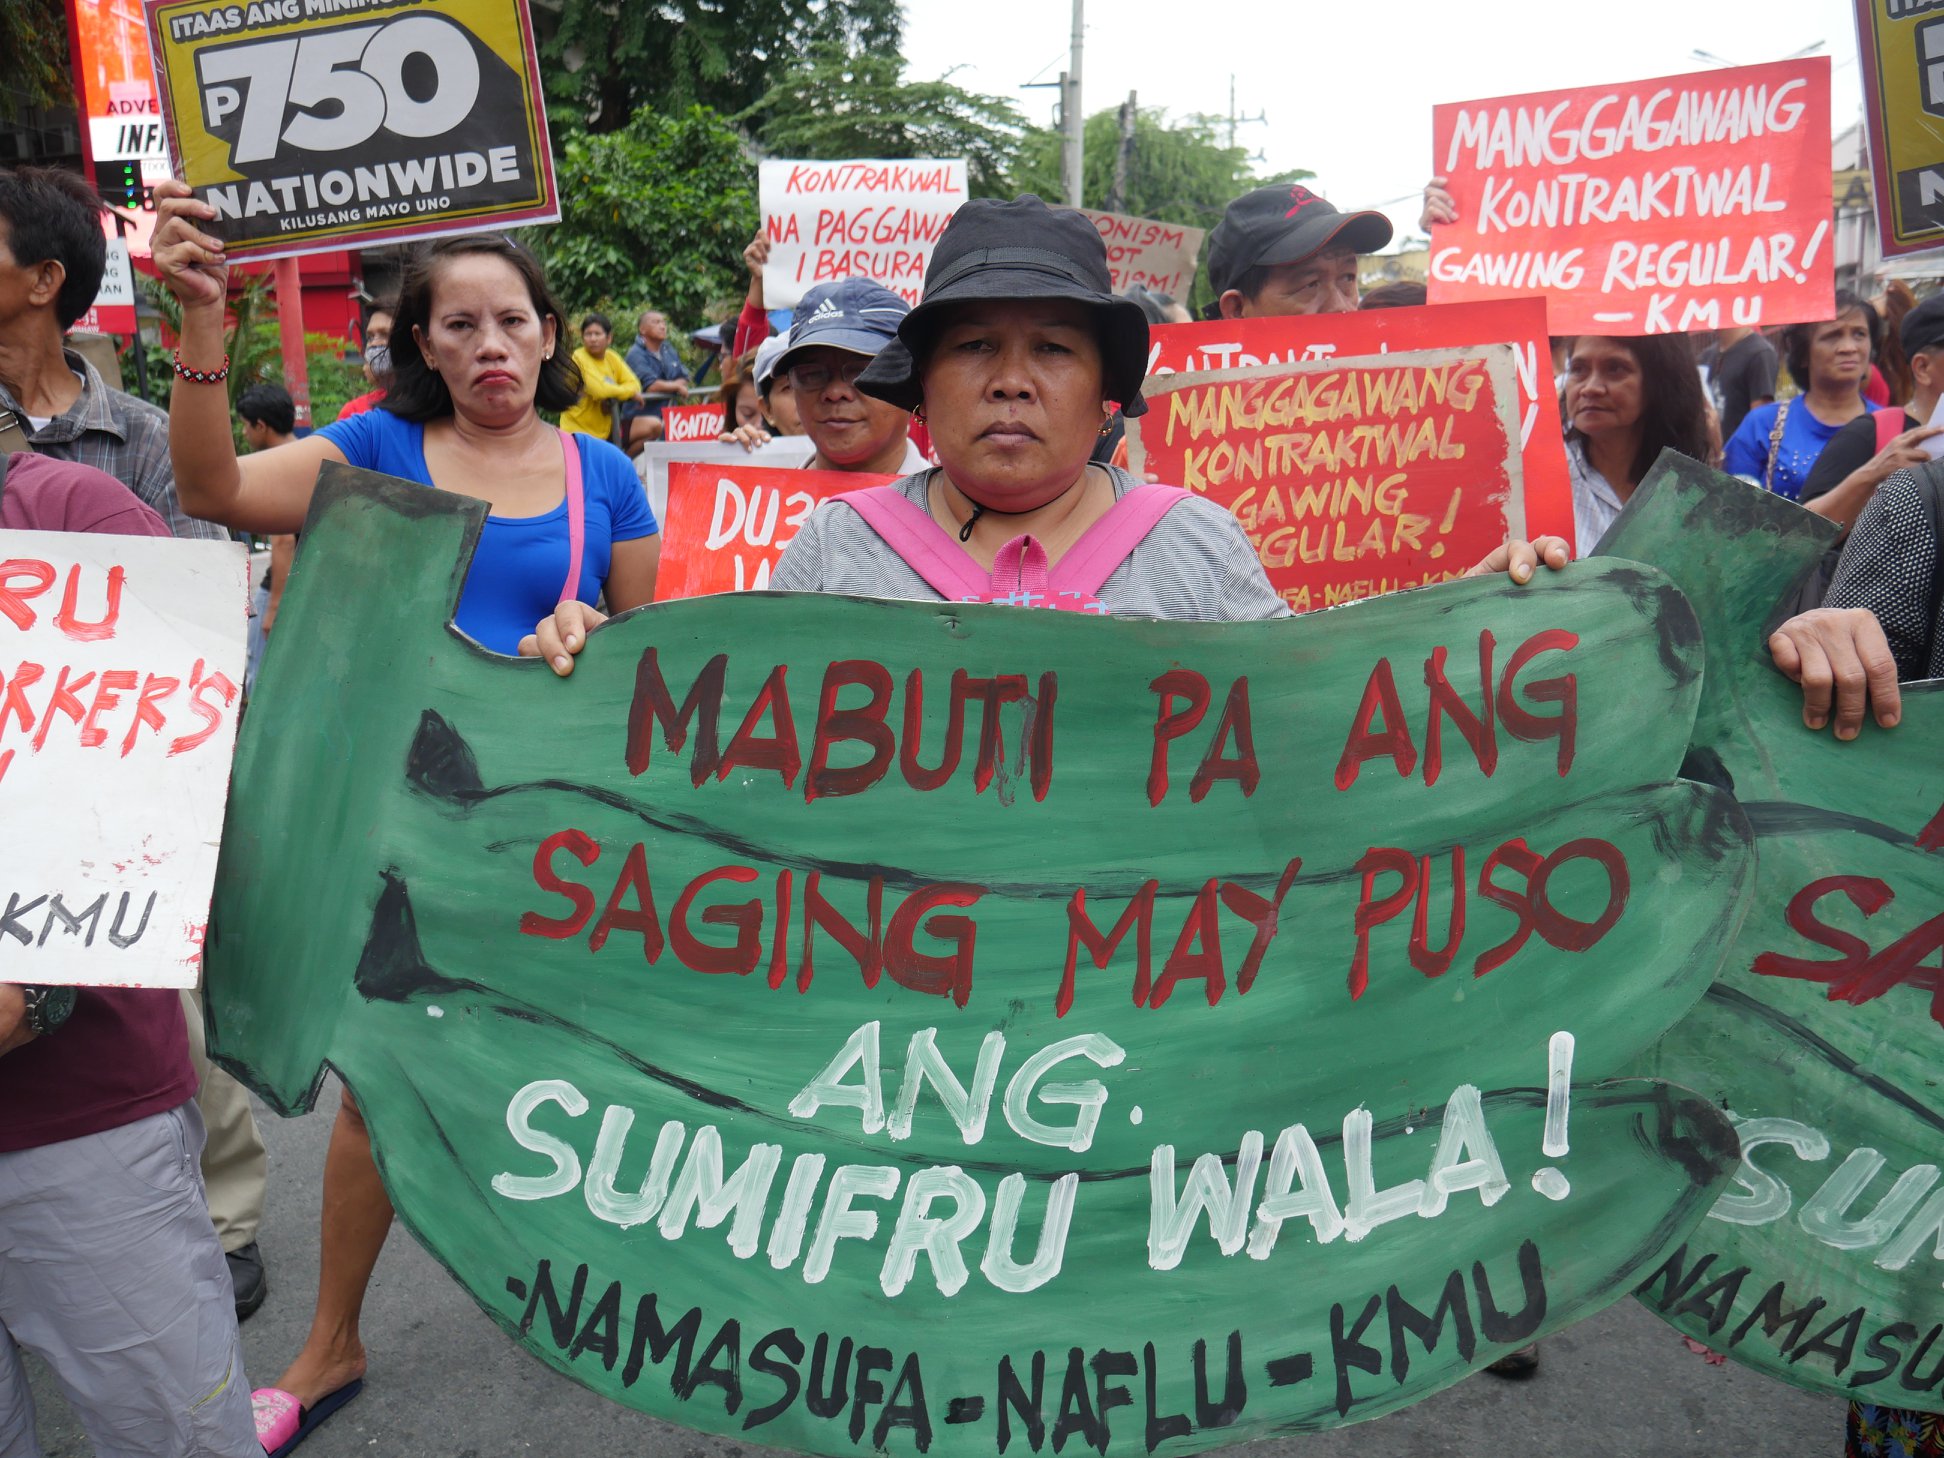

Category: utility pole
[1104, 91, 1136, 214]
[1226, 74, 1266, 154]
[1062, 0, 1084, 206]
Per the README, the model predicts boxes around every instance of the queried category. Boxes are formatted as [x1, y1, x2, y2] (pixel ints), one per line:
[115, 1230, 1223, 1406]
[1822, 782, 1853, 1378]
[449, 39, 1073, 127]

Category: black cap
[1902, 291, 1944, 355]
[1207, 183, 1393, 297]
[854, 195, 1152, 417]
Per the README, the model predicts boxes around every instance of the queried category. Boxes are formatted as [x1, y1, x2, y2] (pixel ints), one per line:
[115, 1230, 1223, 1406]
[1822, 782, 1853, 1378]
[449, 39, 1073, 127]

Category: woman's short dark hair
[383, 235, 580, 422]
[1782, 290, 1881, 387]
[1566, 334, 1714, 484]
[581, 311, 613, 336]
[0, 167, 108, 331]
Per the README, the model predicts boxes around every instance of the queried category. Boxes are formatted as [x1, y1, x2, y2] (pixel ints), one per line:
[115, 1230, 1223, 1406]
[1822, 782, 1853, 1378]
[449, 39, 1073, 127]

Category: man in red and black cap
[1207, 183, 1393, 319]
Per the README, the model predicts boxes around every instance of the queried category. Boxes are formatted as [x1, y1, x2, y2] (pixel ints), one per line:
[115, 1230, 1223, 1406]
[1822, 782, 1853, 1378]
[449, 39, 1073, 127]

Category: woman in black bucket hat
[761, 195, 1293, 621]
[527, 195, 1568, 663]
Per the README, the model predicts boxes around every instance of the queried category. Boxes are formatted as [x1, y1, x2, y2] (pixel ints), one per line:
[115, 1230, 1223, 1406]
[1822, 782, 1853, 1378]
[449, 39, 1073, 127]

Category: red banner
[655, 464, 893, 599]
[661, 404, 724, 445]
[1131, 345, 1521, 615]
[1146, 300, 1572, 545]
[1428, 59, 1833, 334]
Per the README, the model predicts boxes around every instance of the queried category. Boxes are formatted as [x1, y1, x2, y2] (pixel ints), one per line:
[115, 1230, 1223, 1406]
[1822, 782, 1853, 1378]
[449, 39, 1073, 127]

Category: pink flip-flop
[252, 1379, 363, 1456]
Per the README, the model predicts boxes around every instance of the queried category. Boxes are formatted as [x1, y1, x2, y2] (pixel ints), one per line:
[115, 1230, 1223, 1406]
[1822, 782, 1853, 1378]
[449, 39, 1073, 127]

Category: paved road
[30, 1078, 1842, 1456]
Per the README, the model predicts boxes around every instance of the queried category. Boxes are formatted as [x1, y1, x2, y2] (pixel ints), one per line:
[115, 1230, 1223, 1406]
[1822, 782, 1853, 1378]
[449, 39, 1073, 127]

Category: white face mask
[364, 341, 392, 377]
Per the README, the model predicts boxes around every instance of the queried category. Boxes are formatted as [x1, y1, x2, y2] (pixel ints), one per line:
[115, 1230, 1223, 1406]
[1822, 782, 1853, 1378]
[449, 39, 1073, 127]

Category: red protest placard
[1130, 346, 1522, 615]
[1077, 209, 1206, 299]
[1146, 300, 1573, 545]
[1428, 59, 1833, 334]
[661, 404, 723, 445]
[654, 464, 894, 599]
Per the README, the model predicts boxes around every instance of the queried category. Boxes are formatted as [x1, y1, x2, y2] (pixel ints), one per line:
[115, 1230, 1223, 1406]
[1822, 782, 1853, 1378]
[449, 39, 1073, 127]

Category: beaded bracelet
[171, 348, 230, 385]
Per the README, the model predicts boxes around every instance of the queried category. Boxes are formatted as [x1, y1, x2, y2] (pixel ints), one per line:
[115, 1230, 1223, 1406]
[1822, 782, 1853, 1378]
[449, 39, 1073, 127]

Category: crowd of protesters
[0, 146, 1938, 1458]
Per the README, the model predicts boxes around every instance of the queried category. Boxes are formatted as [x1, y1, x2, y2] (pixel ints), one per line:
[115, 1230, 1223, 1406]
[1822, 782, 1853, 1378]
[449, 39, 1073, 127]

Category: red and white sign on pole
[1428, 59, 1833, 334]
[1077, 210, 1205, 299]
[759, 158, 967, 308]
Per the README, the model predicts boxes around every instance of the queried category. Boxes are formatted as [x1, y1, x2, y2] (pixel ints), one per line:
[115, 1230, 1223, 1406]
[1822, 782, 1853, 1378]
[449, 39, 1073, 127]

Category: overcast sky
[899, 0, 1867, 247]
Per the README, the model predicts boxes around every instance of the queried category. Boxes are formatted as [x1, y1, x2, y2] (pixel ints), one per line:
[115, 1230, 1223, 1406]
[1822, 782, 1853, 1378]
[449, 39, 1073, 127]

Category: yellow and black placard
[144, 0, 558, 259]
[1855, 0, 1944, 256]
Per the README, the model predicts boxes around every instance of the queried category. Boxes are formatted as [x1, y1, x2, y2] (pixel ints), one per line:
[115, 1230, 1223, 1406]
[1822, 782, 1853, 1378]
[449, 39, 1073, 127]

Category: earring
[912, 404, 927, 425]
[1098, 410, 1114, 437]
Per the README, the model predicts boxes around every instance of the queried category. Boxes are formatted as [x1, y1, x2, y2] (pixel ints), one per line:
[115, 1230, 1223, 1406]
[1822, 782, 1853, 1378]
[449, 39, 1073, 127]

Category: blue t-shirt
[317, 409, 658, 652]
[1722, 397, 1882, 503]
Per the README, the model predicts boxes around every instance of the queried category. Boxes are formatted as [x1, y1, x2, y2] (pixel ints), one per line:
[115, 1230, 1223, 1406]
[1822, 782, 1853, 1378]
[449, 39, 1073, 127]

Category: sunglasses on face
[788, 357, 870, 393]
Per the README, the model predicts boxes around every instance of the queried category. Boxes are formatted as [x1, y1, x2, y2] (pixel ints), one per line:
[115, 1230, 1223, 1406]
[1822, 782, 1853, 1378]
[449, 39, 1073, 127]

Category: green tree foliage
[738, 49, 1027, 199]
[136, 274, 298, 445]
[0, 0, 71, 121]
[1014, 106, 1310, 232]
[536, 0, 901, 135]
[526, 106, 758, 328]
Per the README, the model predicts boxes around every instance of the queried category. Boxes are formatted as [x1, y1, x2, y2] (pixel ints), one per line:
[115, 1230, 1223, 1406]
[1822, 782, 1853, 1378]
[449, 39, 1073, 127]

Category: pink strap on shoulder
[1049, 484, 1190, 600]
[557, 428, 585, 605]
[837, 484, 992, 601]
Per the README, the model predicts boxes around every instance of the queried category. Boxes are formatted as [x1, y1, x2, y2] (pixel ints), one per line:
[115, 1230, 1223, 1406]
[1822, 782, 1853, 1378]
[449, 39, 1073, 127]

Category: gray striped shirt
[770, 466, 1291, 622]
[0, 350, 224, 542]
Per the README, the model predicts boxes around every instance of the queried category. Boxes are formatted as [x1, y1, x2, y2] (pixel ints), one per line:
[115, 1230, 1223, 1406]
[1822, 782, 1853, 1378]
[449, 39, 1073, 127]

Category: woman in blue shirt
[150, 179, 659, 1452]
[150, 182, 660, 653]
[1723, 292, 1884, 502]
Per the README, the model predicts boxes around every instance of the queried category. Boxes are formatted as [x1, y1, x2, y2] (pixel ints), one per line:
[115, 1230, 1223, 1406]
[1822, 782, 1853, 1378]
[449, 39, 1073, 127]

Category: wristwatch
[19, 985, 77, 1037]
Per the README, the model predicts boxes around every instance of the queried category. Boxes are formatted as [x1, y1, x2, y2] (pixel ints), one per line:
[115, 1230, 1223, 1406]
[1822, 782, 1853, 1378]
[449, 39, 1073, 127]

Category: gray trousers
[0, 1102, 260, 1458]
[181, 989, 268, 1252]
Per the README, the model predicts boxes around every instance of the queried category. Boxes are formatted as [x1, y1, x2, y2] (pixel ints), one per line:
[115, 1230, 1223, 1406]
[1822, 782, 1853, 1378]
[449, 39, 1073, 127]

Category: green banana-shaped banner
[210, 459, 1756, 1454]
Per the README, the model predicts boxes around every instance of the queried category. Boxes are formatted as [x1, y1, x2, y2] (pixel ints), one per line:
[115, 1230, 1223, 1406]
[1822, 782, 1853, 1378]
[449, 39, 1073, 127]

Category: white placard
[759, 158, 967, 309]
[633, 438, 808, 528]
[0, 531, 248, 988]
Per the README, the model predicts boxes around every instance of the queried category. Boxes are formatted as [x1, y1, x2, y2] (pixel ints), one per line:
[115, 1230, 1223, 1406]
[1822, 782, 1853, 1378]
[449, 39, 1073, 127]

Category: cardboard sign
[1147, 301, 1573, 548]
[1428, 60, 1833, 334]
[1854, 0, 1944, 256]
[1610, 456, 1944, 1407]
[144, 0, 559, 261]
[654, 464, 890, 600]
[1130, 346, 1522, 615]
[660, 404, 726, 446]
[205, 461, 1755, 1454]
[1077, 210, 1206, 299]
[0, 530, 246, 988]
[760, 159, 968, 308]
